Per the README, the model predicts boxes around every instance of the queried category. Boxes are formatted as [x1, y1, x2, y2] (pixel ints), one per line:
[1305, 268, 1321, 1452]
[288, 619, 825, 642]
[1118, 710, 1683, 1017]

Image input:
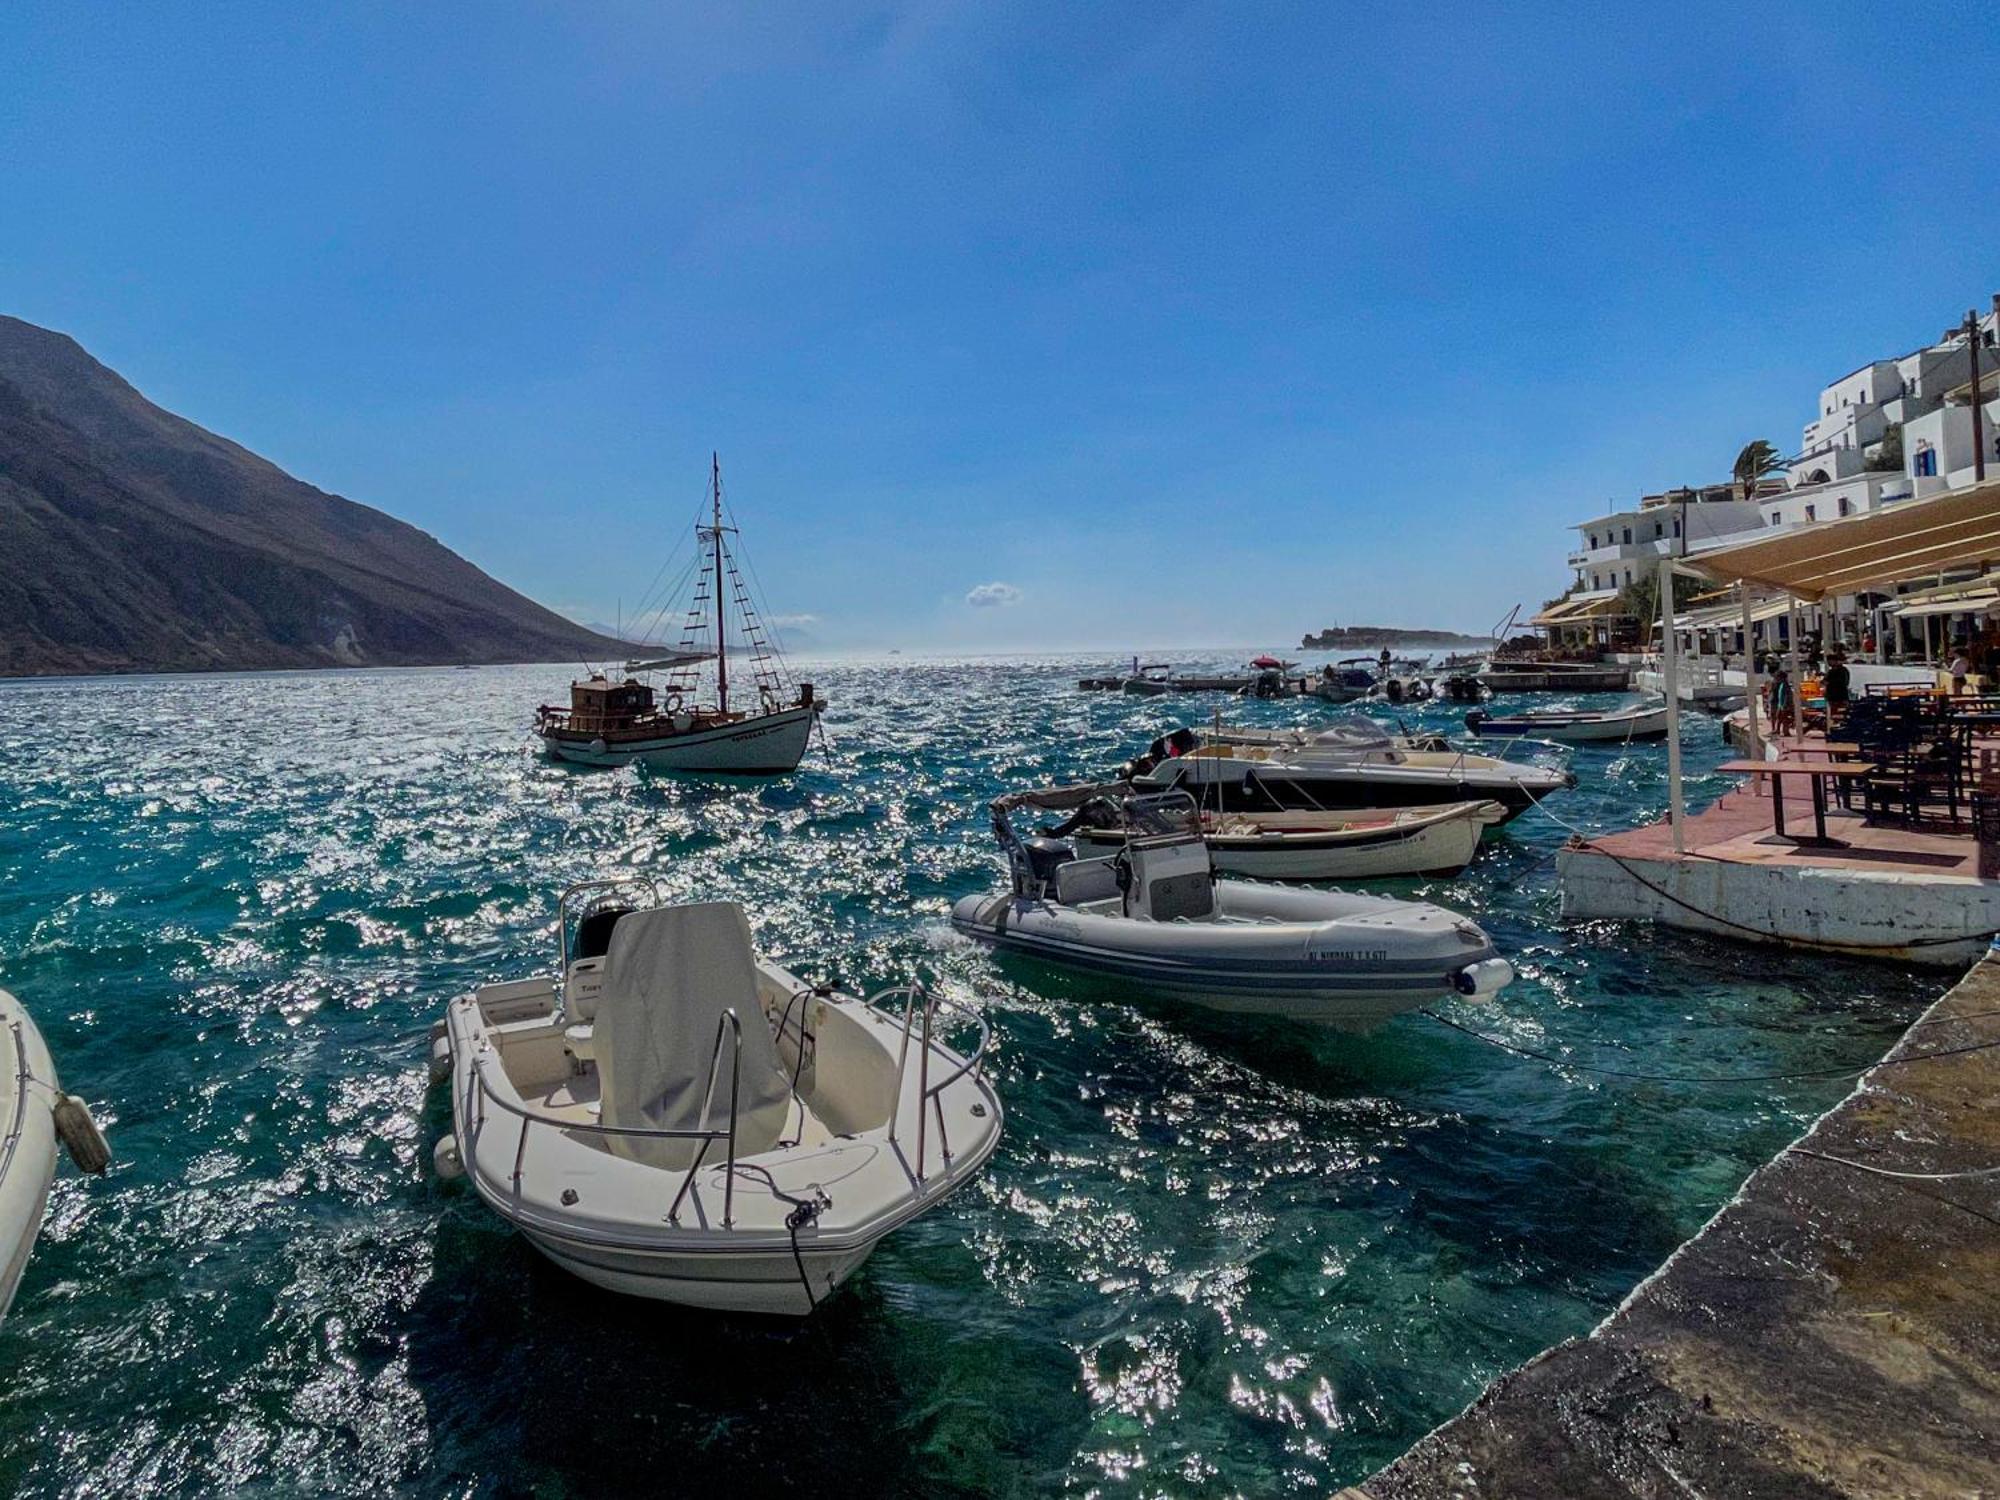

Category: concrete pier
[1342, 955, 2000, 1499]
[1559, 783, 2000, 966]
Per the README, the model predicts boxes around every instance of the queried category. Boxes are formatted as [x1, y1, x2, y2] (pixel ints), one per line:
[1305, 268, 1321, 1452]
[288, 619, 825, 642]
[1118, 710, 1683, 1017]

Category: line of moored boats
[1, 461, 1672, 1328]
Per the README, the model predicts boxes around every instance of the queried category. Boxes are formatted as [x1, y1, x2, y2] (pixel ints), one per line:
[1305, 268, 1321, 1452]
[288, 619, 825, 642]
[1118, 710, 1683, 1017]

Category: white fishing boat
[1056, 792, 1507, 879]
[950, 793, 1513, 1027]
[535, 456, 824, 774]
[1, 988, 108, 1322]
[1123, 722, 1573, 822]
[432, 881, 1000, 1315]
[1465, 700, 1670, 743]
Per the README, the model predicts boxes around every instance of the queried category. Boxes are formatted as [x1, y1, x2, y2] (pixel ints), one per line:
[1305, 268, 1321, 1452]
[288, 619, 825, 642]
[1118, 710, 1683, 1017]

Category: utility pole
[1968, 308, 1987, 484]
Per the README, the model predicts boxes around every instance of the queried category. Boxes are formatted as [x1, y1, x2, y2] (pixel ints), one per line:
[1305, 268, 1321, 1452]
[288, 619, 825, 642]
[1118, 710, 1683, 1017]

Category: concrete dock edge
[1341, 954, 2000, 1499]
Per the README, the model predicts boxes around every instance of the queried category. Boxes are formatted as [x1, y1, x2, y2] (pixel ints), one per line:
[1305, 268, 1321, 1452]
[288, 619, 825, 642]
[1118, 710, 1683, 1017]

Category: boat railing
[1, 1019, 31, 1190]
[867, 981, 992, 1186]
[463, 1008, 753, 1227]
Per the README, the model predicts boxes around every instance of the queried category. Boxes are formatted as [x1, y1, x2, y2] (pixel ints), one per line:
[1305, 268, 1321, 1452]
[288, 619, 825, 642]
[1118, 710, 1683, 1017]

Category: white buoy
[432, 1134, 465, 1181]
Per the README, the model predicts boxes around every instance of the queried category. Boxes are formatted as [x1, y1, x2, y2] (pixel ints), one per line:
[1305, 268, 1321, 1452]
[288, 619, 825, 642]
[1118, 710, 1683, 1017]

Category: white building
[1550, 294, 2000, 643]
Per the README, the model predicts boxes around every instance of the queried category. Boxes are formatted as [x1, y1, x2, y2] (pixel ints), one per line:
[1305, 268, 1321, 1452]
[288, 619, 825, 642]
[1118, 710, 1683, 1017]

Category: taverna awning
[1531, 594, 1627, 626]
[1672, 595, 1790, 631]
[1685, 477, 2000, 599]
[1878, 577, 2000, 618]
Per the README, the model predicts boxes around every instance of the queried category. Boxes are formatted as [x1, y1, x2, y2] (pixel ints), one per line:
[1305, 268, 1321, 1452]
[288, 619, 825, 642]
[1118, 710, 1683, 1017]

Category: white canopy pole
[1741, 582, 1763, 760]
[1660, 558, 1684, 853]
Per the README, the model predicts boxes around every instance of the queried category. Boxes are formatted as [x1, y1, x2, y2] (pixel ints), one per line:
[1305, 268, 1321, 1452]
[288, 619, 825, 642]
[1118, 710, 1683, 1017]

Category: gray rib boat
[950, 790, 1513, 1027]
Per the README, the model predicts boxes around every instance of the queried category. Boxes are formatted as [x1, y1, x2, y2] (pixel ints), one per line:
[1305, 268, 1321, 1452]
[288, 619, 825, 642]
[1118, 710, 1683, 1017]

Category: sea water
[0, 658, 1933, 1496]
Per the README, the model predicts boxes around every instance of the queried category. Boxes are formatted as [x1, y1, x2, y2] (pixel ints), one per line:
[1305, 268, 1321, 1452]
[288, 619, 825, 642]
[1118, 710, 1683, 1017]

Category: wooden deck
[1589, 781, 1978, 878]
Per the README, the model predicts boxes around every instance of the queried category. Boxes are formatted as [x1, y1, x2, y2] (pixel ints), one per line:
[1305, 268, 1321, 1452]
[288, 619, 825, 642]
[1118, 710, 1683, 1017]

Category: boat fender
[427, 1023, 452, 1085]
[432, 1134, 465, 1181]
[589, 738, 608, 756]
[1451, 957, 1515, 999]
[53, 1094, 110, 1175]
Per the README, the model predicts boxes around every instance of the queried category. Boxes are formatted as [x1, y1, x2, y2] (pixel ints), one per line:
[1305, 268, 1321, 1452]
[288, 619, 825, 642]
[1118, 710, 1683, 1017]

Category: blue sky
[5, 4, 1998, 650]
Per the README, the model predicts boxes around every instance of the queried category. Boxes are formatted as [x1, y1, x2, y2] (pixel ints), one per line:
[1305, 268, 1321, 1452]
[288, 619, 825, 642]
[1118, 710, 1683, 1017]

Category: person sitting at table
[1766, 667, 1797, 736]
[1949, 648, 1971, 697]
[1823, 648, 1851, 723]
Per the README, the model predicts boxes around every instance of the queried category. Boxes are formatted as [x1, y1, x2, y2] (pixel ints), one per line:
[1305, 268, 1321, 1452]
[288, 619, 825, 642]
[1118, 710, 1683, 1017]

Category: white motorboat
[433, 882, 1001, 1315]
[950, 793, 1514, 1027]
[1465, 700, 1670, 743]
[1122, 722, 1573, 823]
[1057, 793, 1507, 880]
[535, 456, 824, 774]
[1, 988, 108, 1322]
[1314, 663, 1376, 703]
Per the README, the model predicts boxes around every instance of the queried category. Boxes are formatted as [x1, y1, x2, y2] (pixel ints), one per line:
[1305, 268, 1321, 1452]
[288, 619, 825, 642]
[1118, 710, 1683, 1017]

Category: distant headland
[1299, 626, 1495, 650]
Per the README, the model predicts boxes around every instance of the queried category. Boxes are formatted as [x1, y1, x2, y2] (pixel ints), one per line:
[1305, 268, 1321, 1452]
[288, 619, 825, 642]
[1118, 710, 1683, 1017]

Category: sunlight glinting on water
[0, 658, 1932, 1496]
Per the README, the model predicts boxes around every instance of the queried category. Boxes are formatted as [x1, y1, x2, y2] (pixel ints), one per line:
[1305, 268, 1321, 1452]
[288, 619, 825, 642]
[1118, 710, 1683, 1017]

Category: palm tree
[1732, 439, 1785, 501]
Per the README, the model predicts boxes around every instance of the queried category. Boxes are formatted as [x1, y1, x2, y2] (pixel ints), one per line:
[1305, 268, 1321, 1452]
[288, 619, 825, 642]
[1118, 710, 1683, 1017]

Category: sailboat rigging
[534, 456, 824, 774]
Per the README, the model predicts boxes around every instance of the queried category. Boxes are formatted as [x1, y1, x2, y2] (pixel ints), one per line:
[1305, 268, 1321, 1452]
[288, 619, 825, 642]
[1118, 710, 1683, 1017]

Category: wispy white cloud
[966, 581, 1023, 608]
[766, 612, 821, 629]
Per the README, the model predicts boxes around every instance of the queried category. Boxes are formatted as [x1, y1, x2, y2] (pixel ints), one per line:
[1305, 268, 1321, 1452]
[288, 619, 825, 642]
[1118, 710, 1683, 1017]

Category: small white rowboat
[1071, 800, 1507, 880]
[1465, 701, 1670, 743]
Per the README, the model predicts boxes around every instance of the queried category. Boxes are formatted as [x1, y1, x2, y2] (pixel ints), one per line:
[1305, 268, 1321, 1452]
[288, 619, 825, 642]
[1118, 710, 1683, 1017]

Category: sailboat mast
[712, 452, 728, 715]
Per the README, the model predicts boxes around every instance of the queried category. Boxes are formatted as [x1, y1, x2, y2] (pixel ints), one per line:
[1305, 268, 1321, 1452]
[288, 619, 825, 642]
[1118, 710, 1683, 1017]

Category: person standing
[1767, 667, 1797, 737]
[1949, 649, 1971, 697]
[1823, 648, 1851, 724]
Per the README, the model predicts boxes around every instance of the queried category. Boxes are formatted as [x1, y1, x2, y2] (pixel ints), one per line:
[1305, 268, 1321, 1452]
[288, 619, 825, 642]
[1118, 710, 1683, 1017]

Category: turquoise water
[0, 658, 1934, 1496]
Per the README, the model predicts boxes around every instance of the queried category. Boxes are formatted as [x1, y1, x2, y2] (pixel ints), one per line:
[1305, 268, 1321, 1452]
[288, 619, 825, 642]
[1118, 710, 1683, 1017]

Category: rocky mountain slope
[0, 315, 623, 676]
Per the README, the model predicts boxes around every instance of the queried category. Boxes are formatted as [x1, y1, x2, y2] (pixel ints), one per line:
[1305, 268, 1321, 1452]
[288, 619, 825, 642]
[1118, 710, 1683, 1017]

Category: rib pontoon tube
[436, 884, 1002, 1315]
[951, 790, 1514, 1027]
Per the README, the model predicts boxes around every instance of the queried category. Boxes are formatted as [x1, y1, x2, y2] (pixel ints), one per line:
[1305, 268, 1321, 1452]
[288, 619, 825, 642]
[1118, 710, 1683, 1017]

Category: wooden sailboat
[535, 457, 823, 773]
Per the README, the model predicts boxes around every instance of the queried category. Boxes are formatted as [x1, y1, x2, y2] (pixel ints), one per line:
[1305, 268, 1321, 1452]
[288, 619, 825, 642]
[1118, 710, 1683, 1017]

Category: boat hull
[522, 1226, 879, 1315]
[949, 888, 1510, 1026]
[0, 990, 60, 1323]
[540, 704, 817, 773]
[1468, 706, 1670, 743]
[1072, 807, 1488, 880]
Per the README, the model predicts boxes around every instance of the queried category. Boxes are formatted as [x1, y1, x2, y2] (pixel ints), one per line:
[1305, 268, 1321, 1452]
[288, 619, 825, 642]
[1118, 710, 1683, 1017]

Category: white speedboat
[433, 882, 1000, 1315]
[1465, 700, 1670, 743]
[950, 794, 1513, 1027]
[1059, 793, 1506, 880]
[2, 988, 108, 1322]
[535, 456, 824, 774]
[1122, 723, 1572, 823]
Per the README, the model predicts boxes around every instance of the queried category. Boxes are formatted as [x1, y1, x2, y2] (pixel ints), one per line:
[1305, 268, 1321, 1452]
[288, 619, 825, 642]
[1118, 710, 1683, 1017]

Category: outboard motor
[1464, 709, 1487, 734]
[1019, 836, 1075, 898]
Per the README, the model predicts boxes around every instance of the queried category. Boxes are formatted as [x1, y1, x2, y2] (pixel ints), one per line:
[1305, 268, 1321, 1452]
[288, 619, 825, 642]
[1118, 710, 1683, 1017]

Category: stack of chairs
[1849, 697, 1963, 826]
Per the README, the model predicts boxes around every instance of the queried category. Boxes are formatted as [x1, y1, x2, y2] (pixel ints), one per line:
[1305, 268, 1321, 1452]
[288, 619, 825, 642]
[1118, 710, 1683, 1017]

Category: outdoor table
[1775, 739, 1860, 758]
[1718, 759, 1877, 848]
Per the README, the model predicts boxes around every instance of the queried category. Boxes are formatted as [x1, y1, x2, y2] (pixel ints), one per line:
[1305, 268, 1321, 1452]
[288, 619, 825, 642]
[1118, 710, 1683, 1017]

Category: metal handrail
[868, 981, 992, 1184]
[461, 1006, 747, 1228]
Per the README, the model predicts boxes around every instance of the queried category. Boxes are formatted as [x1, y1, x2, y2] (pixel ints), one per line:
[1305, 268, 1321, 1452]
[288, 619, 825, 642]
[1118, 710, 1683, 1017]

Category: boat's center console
[1122, 836, 1215, 922]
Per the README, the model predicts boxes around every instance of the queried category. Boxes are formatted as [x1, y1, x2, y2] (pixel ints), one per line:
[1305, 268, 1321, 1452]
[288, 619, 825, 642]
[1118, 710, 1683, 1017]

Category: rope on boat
[725, 1161, 829, 1312]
